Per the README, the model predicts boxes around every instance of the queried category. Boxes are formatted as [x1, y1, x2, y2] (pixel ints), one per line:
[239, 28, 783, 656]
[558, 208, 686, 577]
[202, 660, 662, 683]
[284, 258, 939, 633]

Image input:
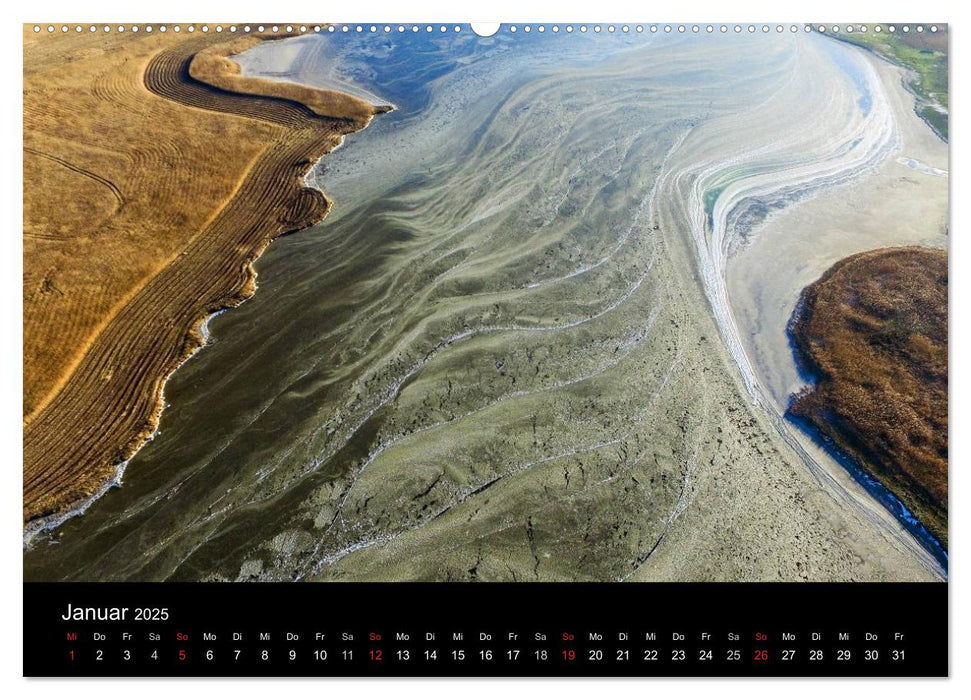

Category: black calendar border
[23, 581, 949, 678]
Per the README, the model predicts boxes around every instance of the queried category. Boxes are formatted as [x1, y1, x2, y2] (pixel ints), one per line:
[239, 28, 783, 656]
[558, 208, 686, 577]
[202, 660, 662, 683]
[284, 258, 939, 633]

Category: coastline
[23, 31, 387, 533]
[23, 31, 944, 583]
[700, 36, 946, 578]
[829, 29, 948, 143]
[786, 415, 947, 569]
[785, 246, 948, 558]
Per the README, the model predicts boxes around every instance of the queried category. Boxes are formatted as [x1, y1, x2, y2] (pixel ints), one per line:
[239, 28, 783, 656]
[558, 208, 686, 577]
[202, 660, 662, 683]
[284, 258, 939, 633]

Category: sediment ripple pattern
[24, 32, 940, 582]
[657, 37, 942, 576]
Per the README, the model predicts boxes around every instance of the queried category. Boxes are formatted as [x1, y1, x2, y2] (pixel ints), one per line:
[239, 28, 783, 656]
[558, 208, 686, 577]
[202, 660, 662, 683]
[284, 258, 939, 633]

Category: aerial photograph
[23, 22, 947, 583]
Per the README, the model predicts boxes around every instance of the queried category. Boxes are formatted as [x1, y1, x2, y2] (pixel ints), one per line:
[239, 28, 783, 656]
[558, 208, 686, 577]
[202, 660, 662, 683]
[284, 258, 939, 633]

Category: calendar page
[22, 17, 948, 677]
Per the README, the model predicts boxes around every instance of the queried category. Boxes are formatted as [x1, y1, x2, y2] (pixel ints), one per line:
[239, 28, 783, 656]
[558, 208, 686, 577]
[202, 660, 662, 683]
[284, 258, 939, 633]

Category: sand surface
[24, 29, 943, 582]
[721, 42, 948, 569]
[727, 48, 948, 411]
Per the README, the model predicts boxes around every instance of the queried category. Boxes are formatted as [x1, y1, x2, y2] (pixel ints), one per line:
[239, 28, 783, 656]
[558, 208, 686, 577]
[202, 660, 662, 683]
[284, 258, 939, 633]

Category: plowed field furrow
[144, 40, 325, 128]
[23, 146, 125, 210]
[23, 33, 378, 523]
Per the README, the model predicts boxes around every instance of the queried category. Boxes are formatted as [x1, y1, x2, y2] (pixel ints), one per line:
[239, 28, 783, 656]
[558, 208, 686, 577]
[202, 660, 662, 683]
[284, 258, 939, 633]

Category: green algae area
[832, 27, 948, 141]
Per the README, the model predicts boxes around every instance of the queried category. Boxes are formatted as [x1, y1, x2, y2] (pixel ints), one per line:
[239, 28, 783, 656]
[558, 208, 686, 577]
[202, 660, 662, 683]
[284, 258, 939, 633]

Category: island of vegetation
[23, 25, 389, 525]
[787, 246, 947, 548]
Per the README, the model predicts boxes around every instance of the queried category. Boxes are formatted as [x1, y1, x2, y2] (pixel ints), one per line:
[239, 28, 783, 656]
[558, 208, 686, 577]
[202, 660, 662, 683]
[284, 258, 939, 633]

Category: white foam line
[666, 38, 944, 579]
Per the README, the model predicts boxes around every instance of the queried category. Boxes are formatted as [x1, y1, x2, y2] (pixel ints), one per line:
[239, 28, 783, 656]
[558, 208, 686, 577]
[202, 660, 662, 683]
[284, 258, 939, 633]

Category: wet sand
[723, 42, 948, 570]
[727, 48, 948, 411]
[24, 29, 943, 582]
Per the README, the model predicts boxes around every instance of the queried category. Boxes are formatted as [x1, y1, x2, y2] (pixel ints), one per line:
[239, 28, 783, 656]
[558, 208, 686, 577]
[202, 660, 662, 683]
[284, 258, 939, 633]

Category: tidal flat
[24, 28, 944, 582]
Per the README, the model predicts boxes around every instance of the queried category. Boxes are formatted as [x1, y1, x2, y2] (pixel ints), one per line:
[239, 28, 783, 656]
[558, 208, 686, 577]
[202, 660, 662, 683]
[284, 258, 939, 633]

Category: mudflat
[23, 31, 942, 582]
[23, 26, 382, 523]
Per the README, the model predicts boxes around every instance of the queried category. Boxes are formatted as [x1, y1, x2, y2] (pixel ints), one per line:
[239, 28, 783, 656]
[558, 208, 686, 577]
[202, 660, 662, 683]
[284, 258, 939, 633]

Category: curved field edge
[189, 35, 393, 120]
[786, 246, 947, 549]
[23, 32, 383, 528]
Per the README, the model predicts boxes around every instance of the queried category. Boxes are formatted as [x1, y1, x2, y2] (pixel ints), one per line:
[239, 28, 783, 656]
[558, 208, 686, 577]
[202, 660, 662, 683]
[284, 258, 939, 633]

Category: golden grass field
[23, 25, 385, 523]
[789, 246, 948, 547]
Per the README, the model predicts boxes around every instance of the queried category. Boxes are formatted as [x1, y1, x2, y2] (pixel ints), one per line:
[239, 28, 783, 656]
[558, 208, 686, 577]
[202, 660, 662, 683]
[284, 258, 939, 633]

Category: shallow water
[24, 28, 943, 581]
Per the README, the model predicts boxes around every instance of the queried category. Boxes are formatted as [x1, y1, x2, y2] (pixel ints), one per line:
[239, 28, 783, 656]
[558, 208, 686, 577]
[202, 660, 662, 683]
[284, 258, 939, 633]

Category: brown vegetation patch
[23, 26, 381, 523]
[788, 246, 947, 546]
